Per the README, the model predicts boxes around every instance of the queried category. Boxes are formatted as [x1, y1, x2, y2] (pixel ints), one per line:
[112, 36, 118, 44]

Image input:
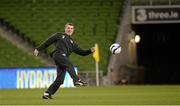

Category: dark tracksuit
[36, 32, 92, 95]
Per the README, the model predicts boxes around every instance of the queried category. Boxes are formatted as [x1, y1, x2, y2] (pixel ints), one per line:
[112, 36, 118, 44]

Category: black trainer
[74, 80, 88, 86]
[42, 92, 53, 99]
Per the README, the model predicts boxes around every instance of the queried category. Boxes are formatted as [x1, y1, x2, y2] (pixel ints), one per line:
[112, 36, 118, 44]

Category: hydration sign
[0, 67, 77, 89]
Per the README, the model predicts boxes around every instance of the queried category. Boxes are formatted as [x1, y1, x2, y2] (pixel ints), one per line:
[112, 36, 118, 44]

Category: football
[109, 43, 121, 54]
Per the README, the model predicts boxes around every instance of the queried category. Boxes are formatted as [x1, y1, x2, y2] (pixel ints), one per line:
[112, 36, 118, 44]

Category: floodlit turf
[0, 85, 179, 105]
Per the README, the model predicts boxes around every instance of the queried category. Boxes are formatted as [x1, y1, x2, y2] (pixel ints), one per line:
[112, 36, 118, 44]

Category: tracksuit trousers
[47, 52, 80, 95]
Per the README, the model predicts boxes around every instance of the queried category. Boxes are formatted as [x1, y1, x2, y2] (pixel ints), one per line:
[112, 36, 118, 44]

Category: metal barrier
[78, 71, 103, 86]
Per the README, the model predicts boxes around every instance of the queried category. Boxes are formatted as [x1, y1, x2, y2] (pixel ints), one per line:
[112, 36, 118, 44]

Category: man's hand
[34, 49, 39, 56]
[91, 47, 96, 53]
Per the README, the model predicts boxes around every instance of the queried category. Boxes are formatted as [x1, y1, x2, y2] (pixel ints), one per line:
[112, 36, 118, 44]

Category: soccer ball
[109, 43, 121, 54]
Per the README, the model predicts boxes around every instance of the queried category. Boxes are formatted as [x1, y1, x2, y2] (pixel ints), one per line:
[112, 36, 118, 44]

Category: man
[34, 23, 95, 99]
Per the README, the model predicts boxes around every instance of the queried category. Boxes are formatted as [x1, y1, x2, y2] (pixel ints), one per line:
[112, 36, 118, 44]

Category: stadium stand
[0, 0, 123, 71]
[0, 36, 46, 67]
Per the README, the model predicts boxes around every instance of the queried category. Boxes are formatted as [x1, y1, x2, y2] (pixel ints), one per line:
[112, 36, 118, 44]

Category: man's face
[65, 25, 74, 36]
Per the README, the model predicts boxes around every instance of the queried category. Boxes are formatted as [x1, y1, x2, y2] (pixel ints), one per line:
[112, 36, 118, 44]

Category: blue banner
[0, 67, 77, 89]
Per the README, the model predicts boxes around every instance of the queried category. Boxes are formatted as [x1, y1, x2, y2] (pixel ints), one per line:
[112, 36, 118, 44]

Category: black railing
[130, 0, 180, 5]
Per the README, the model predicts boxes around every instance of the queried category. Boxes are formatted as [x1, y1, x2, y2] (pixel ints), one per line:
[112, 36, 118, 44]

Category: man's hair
[65, 23, 74, 28]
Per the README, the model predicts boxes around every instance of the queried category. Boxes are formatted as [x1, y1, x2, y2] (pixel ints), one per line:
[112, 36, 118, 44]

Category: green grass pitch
[0, 85, 179, 105]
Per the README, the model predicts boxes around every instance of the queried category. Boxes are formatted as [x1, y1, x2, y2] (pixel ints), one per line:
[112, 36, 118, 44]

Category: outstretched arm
[73, 43, 95, 56]
[34, 32, 59, 56]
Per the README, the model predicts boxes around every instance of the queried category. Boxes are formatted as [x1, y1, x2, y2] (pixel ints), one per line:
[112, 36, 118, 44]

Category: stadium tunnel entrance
[132, 23, 180, 84]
